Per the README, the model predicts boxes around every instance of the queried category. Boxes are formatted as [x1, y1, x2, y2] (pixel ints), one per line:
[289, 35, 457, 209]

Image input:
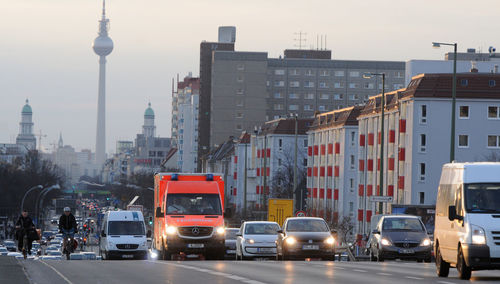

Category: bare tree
[331, 216, 354, 244]
[270, 146, 307, 200]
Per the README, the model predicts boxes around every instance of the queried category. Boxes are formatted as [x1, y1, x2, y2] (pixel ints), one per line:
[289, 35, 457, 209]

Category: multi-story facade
[175, 76, 200, 172]
[356, 73, 500, 235]
[306, 106, 362, 229]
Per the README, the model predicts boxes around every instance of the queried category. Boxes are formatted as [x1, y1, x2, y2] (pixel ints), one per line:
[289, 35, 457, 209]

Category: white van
[434, 162, 500, 280]
[99, 210, 148, 260]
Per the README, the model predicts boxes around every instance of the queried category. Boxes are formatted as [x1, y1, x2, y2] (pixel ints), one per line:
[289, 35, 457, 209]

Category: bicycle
[62, 229, 76, 260]
[22, 231, 29, 259]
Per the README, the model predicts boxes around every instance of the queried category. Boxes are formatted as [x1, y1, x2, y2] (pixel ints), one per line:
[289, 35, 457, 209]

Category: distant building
[16, 99, 36, 150]
[116, 141, 134, 154]
[0, 143, 27, 164]
[218, 26, 236, 43]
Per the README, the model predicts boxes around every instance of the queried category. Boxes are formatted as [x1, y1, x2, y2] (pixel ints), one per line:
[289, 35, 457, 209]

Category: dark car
[224, 228, 239, 258]
[3, 240, 17, 252]
[276, 217, 336, 261]
[369, 215, 432, 262]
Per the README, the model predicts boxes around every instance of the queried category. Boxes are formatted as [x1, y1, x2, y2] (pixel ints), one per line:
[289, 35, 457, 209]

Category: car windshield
[108, 221, 145, 235]
[286, 219, 329, 232]
[465, 183, 500, 213]
[245, 223, 280, 235]
[4, 241, 14, 246]
[225, 229, 239, 240]
[166, 194, 222, 215]
[382, 218, 424, 232]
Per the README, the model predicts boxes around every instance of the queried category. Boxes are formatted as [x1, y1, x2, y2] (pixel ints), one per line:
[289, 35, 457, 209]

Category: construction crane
[35, 130, 47, 151]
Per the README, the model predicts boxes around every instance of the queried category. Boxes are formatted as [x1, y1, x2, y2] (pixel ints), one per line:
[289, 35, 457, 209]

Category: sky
[1, 0, 500, 153]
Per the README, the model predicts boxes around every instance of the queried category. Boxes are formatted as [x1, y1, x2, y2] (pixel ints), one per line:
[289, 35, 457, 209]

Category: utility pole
[243, 133, 248, 219]
[263, 134, 268, 220]
[293, 114, 298, 212]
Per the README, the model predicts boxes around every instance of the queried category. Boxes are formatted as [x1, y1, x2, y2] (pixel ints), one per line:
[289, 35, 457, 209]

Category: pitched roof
[258, 118, 314, 136]
[309, 106, 363, 131]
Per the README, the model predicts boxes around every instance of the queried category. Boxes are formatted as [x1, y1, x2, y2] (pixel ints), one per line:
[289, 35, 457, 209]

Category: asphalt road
[3, 257, 499, 284]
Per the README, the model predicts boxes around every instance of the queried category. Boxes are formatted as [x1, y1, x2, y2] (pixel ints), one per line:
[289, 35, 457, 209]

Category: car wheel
[424, 256, 432, 263]
[457, 247, 471, 280]
[435, 244, 450, 277]
[416, 259, 423, 263]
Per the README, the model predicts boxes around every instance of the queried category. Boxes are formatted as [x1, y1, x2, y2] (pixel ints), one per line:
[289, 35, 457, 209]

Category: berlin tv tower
[92, 0, 113, 166]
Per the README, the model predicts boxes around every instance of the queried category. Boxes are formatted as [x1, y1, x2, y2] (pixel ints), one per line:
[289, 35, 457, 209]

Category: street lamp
[432, 41, 458, 162]
[290, 113, 299, 212]
[36, 184, 60, 227]
[363, 72, 386, 214]
[242, 132, 249, 219]
[20, 185, 43, 213]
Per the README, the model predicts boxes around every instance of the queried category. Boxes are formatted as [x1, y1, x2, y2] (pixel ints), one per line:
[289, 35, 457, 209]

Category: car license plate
[399, 249, 414, 254]
[257, 248, 274, 253]
[226, 249, 236, 254]
[187, 243, 204, 248]
[302, 245, 319, 250]
[122, 254, 134, 258]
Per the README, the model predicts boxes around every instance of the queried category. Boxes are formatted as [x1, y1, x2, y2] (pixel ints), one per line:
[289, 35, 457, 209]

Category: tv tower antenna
[294, 31, 307, 50]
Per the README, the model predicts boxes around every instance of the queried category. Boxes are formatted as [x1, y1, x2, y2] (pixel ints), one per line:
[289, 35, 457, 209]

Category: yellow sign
[268, 199, 293, 226]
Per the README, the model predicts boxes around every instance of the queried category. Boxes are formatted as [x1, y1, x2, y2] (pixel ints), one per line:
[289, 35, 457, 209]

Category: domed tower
[93, 0, 113, 165]
[143, 102, 156, 138]
[16, 99, 36, 150]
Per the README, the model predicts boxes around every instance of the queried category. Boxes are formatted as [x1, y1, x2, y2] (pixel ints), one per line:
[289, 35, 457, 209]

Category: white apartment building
[306, 106, 362, 230]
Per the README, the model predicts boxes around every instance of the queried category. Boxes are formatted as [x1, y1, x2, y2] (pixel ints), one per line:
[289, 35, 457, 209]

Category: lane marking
[437, 281, 456, 284]
[146, 260, 268, 284]
[39, 260, 74, 284]
[352, 269, 367, 273]
[405, 276, 423, 280]
[377, 272, 392, 276]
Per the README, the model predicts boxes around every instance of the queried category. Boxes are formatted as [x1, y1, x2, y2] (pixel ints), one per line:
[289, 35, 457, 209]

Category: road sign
[295, 210, 306, 217]
[268, 199, 293, 226]
[369, 196, 393, 203]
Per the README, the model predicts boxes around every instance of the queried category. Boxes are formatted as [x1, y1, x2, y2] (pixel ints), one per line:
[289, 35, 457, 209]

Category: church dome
[144, 102, 155, 118]
[22, 99, 32, 114]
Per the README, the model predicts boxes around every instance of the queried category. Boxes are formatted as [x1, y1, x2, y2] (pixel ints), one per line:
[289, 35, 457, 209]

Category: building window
[348, 94, 358, 100]
[273, 115, 280, 120]
[304, 105, 313, 111]
[318, 105, 326, 111]
[458, 135, 469, 148]
[303, 139, 308, 147]
[393, 84, 404, 89]
[289, 105, 299, 111]
[274, 69, 285, 75]
[460, 79, 468, 86]
[334, 94, 343, 100]
[350, 179, 354, 191]
[351, 132, 355, 146]
[488, 135, 500, 148]
[305, 69, 315, 76]
[237, 64, 245, 71]
[420, 105, 427, 124]
[274, 92, 283, 99]
[334, 71, 344, 77]
[420, 134, 426, 152]
[350, 155, 355, 169]
[303, 158, 307, 166]
[236, 112, 244, 119]
[319, 82, 328, 88]
[290, 81, 300, 87]
[236, 124, 243, 131]
[304, 81, 315, 88]
[320, 93, 329, 100]
[349, 71, 360, 77]
[419, 192, 425, 204]
[237, 75, 244, 82]
[289, 69, 300, 76]
[289, 93, 300, 99]
[274, 104, 283, 110]
[236, 99, 244, 107]
[488, 106, 500, 119]
[278, 139, 282, 150]
[320, 70, 330, 76]
[149, 151, 156, 157]
[419, 163, 426, 181]
[364, 83, 374, 89]
[489, 80, 496, 87]
[334, 82, 344, 88]
[395, 71, 403, 78]
[236, 89, 244, 95]
[274, 81, 284, 87]
[459, 106, 469, 119]
[304, 93, 314, 100]
[349, 83, 358, 89]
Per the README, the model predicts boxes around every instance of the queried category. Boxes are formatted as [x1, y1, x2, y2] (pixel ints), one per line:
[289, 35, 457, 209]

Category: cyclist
[15, 209, 35, 254]
[59, 207, 78, 254]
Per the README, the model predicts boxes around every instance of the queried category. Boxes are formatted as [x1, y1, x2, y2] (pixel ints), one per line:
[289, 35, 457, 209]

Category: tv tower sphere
[93, 35, 113, 56]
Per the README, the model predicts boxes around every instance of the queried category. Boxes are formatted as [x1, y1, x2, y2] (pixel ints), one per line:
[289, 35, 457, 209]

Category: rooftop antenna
[34, 130, 47, 151]
[325, 34, 327, 50]
[316, 35, 319, 50]
[293, 31, 307, 50]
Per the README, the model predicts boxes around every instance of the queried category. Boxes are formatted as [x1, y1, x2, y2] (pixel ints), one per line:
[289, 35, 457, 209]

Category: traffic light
[148, 216, 153, 225]
[106, 197, 110, 201]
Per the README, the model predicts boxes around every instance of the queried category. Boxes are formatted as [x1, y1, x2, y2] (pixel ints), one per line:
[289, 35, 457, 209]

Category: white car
[0, 246, 8, 256]
[236, 221, 280, 260]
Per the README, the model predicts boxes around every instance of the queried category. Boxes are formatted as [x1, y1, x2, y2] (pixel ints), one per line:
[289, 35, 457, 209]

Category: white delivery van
[434, 162, 500, 280]
[99, 210, 148, 260]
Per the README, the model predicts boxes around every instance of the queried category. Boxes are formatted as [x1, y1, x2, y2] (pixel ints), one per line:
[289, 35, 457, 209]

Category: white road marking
[376, 272, 392, 276]
[352, 269, 367, 273]
[405, 276, 423, 280]
[39, 260, 74, 284]
[146, 260, 268, 284]
[437, 281, 455, 284]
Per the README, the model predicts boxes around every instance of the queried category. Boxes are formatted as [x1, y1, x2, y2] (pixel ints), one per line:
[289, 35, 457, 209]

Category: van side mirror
[372, 230, 380, 235]
[448, 205, 463, 221]
[155, 207, 163, 218]
[101, 230, 106, 237]
[277, 229, 283, 234]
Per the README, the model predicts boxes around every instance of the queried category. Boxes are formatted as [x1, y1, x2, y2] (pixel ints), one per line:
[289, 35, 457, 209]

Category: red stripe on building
[358, 185, 364, 196]
[327, 188, 332, 199]
[256, 168, 260, 176]
[233, 188, 237, 196]
[257, 149, 260, 158]
[388, 158, 395, 171]
[358, 209, 363, 221]
[366, 210, 372, 222]
[313, 167, 318, 177]
[388, 185, 394, 197]
[313, 188, 318, 198]
[319, 188, 325, 199]
[327, 166, 333, 176]
[359, 160, 365, 171]
[266, 167, 270, 177]
[335, 143, 340, 154]
[314, 145, 319, 155]
[256, 186, 260, 194]
[307, 188, 311, 198]
[377, 158, 380, 171]
[234, 156, 238, 163]
[320, 145, 326, 155]
[367, 185, 373, 196]
[308, 146, 312, 156]
[398, 176, 405, 189]
[267, 149, 271, 158]
[320, 167, 325, 177]
[368, 133, 374, 146]
[328, 143, 333, 154]
[334, 189, 339, 200]
[389, 130, 396, 143]
[367, 159, 373, 171]
[377, 185, 380, 196]
[399, 119, 406, 133]
[359, 134, 366, 147]
[233, 172, 237, 180]
[378, 132, 381, 145]
[334, 166, 339, 177]
[307, 167, 312, 177]
[399, 148, 405, 161]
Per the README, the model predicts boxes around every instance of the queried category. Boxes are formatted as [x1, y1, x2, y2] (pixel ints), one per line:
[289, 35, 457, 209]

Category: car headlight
[285, 237, 296, 245]
[380, 238, 391, 246]
[165, 226, 177, 235]
[244, 239, 255, 244]
[420, 238, 431, 247]
[471, 224, 486, 245]
[325, 237, 335, 245]
[216, 227, 225, 235]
